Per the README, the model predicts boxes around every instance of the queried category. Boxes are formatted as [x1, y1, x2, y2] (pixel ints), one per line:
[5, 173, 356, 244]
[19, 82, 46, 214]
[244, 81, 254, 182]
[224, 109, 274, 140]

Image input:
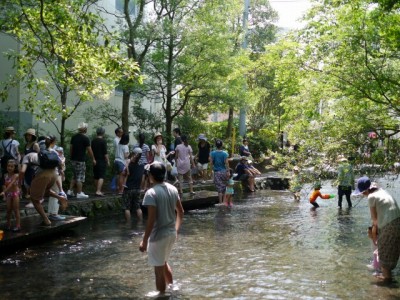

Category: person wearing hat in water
[309, 182, 335, 208]
[139, 162, 184, 294]
[195, 134, 210, 184]
[336, 155, 354, 208]
[0, 126, 20, 178]
[353, 176, 400, 283]
[22, 128, 40, 200]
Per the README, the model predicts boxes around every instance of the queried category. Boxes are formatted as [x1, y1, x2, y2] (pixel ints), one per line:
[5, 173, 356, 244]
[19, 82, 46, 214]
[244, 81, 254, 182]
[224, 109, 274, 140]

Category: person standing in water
[336, 155, 354, 208]
[139, 162, 184, 294]
[353, 176, 400, 283]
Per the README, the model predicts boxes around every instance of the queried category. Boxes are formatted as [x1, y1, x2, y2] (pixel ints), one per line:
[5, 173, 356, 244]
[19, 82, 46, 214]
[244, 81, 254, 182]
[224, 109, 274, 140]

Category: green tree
[0, 0, 140, 146]
[139, 0, 245, 144]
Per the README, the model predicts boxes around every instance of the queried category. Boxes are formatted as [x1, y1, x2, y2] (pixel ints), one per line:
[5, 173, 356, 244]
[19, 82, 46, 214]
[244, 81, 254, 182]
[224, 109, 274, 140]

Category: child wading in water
[309, 182, 334, 208]
[0, 159, 21, 232]
[224, 169, 234, 207]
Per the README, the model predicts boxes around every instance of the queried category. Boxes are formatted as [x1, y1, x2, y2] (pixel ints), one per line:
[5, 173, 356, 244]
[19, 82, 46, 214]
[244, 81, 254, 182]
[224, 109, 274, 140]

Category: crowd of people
[0, 124, 262, 231]
[0, 124, 264, 294]
[2, 123, 400, 291]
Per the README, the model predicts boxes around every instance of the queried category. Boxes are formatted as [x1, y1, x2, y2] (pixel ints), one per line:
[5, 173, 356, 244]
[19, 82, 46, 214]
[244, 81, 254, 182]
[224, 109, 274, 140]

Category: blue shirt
[210, 150, 228, 172]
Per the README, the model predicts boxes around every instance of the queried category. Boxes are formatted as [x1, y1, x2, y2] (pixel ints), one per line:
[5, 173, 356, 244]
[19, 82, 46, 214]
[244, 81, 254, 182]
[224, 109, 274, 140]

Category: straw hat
[153, 132, 163, 143]
[24, 128, 36, 137]
[5, 126, 16, 133]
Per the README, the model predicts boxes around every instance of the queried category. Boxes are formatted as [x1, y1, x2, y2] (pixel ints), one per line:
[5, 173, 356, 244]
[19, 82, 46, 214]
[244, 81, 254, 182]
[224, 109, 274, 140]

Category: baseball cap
[353, 176, 371, 195]
[133, 147, 142, 155]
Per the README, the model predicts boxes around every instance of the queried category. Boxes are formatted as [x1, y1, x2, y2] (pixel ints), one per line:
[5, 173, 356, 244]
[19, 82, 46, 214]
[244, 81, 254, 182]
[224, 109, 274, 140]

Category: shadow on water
[1, 178, 400, 299]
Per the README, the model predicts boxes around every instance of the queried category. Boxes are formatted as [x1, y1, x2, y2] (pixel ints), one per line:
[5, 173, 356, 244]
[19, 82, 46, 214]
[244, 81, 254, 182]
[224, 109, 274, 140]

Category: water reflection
[1, 180, 400, 299]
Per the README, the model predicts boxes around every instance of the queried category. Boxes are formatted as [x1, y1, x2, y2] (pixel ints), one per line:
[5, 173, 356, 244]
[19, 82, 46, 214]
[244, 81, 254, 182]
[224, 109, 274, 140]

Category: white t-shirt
[142, 182, 179, 241]
[368, 188, 400, 229]
[152, 144, 167, 163]
[114, 144, 129, 163]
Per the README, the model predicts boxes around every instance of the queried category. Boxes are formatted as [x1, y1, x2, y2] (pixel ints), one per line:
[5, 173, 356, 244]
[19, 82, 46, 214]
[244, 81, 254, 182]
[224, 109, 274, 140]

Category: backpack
[38, 149, 60, 169]
[1, 140, 15, 170]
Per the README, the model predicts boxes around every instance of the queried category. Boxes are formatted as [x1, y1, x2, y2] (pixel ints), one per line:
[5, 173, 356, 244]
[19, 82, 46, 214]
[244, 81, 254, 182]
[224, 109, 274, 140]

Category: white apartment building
[0, 0, 162, 141]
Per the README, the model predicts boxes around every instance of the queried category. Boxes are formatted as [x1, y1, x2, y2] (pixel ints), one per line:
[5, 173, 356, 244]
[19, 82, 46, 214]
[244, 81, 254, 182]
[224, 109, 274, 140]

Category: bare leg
[248, 176, 255, 192]
[381, 266, 392, 281]
[94, 179, 99, 192]
[164, 262, 173, 285]
[6, 199, 12, 227]
[76, 181, 83, 194]
[13, 196, 20, 228]
[136, 208, 143, 221]
[124, 209, 131, 224]
[223, 194, 229, 206]
[69, 179, 76, 193]
[218, 192, 224, 203]
[32, 198, 51, 225]
[155, 265, 167, 293]
[96, 178, 104, 194]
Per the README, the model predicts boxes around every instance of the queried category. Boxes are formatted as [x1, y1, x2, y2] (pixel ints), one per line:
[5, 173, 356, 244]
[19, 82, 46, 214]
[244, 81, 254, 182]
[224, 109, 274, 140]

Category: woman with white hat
[151, 132, 174, 165]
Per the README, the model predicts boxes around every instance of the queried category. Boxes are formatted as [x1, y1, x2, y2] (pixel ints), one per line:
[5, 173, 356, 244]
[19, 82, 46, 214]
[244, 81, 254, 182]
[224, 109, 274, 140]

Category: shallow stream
[1, 176, 400, 299]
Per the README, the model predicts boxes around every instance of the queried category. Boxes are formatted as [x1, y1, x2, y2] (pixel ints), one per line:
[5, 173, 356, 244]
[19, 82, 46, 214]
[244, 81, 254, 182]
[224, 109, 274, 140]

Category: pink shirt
[175, 144, 192, 174]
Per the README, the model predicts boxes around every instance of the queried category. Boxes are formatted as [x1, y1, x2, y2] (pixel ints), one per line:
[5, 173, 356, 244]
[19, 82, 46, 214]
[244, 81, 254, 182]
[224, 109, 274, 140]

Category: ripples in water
[1, 179, 400, 299]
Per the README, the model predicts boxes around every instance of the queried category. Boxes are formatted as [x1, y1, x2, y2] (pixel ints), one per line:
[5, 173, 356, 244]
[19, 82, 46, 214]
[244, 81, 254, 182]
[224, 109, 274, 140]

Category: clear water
[1, 177, 400, 299]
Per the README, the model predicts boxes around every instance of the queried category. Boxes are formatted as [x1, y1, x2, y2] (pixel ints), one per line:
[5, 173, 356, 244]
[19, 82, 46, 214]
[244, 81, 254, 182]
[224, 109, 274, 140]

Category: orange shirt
[309, 190, 330, 202]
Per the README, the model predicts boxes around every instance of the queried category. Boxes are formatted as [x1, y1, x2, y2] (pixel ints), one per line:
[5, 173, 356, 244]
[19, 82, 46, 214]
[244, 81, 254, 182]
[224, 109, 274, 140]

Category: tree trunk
[122, 90, 131, 133]
[60, 88, 68, 147]
[226, 106, 234, 138]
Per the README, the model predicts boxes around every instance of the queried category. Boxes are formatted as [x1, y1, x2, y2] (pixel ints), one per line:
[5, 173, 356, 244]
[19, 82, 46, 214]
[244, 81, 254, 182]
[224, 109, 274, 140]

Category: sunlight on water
[1, 178, 400, 299]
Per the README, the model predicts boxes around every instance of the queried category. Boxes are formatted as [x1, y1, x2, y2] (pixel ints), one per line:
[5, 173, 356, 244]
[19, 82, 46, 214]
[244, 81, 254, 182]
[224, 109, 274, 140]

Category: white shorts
[147, 234, 176, 266]
[197, 163, 208, 170]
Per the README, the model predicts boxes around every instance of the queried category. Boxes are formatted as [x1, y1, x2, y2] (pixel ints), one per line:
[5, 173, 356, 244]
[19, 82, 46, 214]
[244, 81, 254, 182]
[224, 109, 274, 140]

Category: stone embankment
[0, 172, 289, 221]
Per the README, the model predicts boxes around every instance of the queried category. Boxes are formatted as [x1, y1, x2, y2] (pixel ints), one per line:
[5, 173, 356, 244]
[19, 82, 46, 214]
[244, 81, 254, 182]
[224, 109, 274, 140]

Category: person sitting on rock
[233, 156, 255, 192]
